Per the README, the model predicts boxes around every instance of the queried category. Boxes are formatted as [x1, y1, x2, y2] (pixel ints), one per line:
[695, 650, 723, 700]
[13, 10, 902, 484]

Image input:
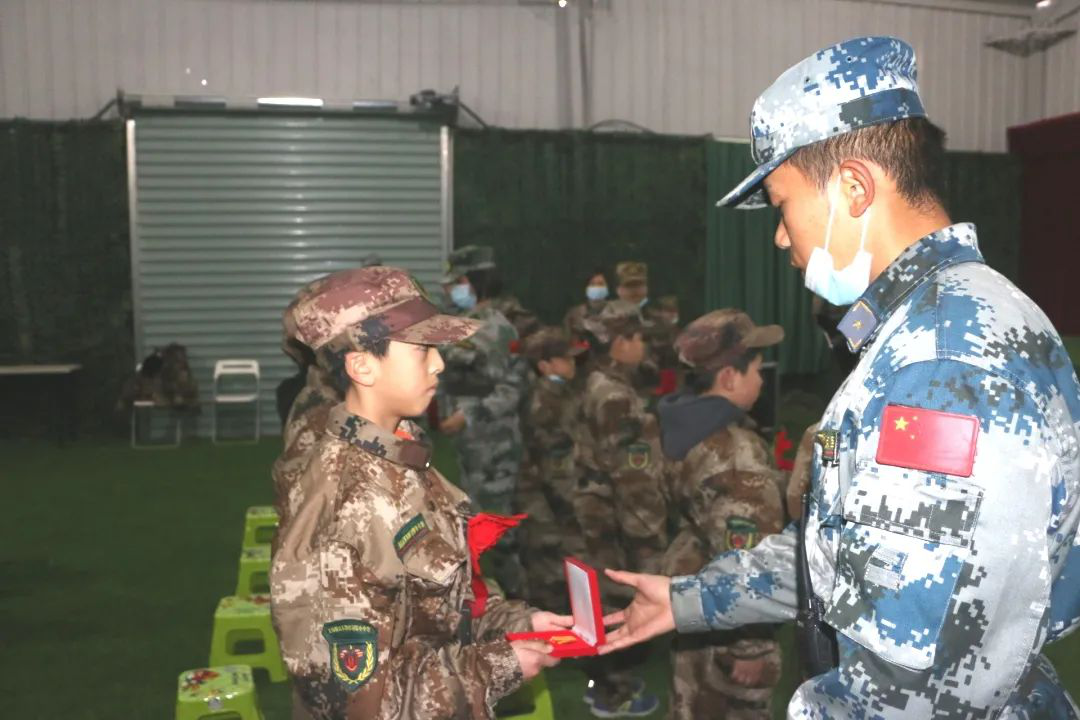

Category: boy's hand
[510, 639, 560, 680]
[441, 411, 467, 435]
[530, 611, 574, 633]
[731, 657, 768, 687]
[597, 569, 675, 654]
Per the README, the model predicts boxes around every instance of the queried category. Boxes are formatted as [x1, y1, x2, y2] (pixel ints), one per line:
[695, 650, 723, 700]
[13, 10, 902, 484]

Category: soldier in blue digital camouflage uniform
[598, 36, 1080, 718]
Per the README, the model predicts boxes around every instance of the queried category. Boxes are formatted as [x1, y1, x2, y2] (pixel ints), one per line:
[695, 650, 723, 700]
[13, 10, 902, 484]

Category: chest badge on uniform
[876, 404, 979, 477]
[815, 430, 839, 466]
[322, 620, 378, 691]
[393, 513, 430, 560]
[725, 517, 759, 551]
[626, 442, 651, 470]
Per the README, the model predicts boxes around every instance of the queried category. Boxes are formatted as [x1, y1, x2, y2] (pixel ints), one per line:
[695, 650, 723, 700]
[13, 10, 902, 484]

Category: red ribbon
[467, 512, 527, 617]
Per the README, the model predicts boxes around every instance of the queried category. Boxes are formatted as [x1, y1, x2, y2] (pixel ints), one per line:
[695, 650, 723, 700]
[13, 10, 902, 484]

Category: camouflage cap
[582, 300, 650, 345]
[442, 245, 496, 283]
[281, 276, 326, 363]
[521, 326, 587, 363]
[657, 295, 679, 313]
[676, 309, 784, 370]
[290, 266, 481, 350]
[615, 261, 648, 287]
[719, 36, 926, 210]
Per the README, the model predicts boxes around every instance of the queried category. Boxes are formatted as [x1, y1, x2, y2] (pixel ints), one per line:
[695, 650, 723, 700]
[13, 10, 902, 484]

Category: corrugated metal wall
[129, 112, 447, 435]
[0, 0, 1049, 152]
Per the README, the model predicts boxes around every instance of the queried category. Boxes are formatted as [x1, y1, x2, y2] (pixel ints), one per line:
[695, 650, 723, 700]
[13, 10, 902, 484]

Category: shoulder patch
[393, 513, 430, 560]
[725, 517, 759, 551]
[322, 619, 378, 691]
[876, 404, 978, 477]
[626, 442, 651, 470]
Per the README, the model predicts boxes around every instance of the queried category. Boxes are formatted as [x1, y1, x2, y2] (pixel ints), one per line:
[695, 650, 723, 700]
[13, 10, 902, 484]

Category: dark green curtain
[454, 128, 708, 325]
[942, 151, 1020, 283]
[705, 141, 1022, 375]
[706, 141, 826, 374]
[0, 120, 131, 435]
[0, 123, 1020, 435]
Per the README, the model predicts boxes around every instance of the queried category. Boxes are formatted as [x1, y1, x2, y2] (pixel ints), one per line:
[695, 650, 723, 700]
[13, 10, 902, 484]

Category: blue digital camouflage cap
[719, 36, 927, 210]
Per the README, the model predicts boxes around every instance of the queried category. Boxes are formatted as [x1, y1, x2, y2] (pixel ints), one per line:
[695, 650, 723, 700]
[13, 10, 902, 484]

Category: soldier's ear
[838, 160, 874, 218]
[344, 350, 378, 387]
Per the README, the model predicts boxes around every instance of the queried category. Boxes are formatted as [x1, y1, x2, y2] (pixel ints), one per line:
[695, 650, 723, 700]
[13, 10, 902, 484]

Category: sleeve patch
[322, 619, 378, 691]
[393, 513, 431, 560]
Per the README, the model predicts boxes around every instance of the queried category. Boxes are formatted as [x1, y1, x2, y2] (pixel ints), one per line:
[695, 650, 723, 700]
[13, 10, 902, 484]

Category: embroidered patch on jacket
[626, 442, 651, 470]
[393, 514, 430, 560]
[725, 517, 760, 551]
[322, 619, 378, 691]
[876, 404, 979, 477]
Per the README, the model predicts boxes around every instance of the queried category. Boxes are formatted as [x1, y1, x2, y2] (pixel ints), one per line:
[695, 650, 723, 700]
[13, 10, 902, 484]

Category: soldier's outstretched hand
[597, 569, 675, 654]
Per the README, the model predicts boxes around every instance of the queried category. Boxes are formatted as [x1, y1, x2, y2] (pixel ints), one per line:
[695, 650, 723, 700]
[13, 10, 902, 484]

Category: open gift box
[506, 557, 604, 658]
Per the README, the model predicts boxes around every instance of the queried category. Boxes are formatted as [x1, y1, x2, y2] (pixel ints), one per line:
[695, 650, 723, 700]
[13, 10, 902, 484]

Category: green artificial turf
[2, 436, 1077, 719]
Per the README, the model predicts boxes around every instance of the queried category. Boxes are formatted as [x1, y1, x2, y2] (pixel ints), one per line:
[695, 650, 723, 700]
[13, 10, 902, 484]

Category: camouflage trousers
[456, 426, 525, 598]
[515, 466, 585, 615]
[663, 530, 779, 720]
[667, 633, 779, 720]
[573, 470, 646, 707]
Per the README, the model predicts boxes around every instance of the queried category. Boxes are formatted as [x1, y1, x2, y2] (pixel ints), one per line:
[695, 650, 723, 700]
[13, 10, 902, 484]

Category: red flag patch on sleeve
[876, 404, 979, 477]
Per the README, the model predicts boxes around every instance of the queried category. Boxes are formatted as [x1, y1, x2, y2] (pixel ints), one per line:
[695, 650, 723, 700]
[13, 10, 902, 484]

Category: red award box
[506, 557, 605, 658]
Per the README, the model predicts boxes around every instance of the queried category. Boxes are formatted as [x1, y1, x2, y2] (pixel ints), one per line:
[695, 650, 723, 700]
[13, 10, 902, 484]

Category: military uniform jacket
[271, 404, 534, 720]
[664, 423, 786, 662]
[580, 359, 670, 573]
[440, 306, 524, 435]
[273, 365, 340, 535]
[521, 376, 582, 517]
[669, 224, 1080, 718]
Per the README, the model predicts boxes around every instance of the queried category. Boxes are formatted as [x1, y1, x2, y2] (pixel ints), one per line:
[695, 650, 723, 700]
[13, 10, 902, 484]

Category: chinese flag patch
[876, 404, 979, 477]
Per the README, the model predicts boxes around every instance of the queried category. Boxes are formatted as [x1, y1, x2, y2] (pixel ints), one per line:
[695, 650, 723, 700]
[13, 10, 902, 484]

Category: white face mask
[803, 177, 873, 306]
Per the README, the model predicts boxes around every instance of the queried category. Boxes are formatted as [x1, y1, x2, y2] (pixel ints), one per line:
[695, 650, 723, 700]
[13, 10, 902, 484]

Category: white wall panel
[0, 0, 1055, 151]
[0, 0, 563, 128]
[1045, 33, 1080, 120]
[588, 0, 1031, 150]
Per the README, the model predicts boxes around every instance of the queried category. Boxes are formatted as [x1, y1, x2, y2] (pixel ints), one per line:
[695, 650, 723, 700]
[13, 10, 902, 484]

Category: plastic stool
[242, 506, 278, 549]
[176, 664, 262, 720]
[497, 671, 555, 719]
[236, 546, 271, 597]
[208, 595, 286, 683]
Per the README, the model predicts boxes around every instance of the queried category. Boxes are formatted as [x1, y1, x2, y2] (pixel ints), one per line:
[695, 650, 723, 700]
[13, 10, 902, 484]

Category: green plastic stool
[209, 595, 287, 683]
[176, 664, 263, 720]
[497, 671, 555, 720]
[235, 546, 271, 597]
[242, 506, 278, 549]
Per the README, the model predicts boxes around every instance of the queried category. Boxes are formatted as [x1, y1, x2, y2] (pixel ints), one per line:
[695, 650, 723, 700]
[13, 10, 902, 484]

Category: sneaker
[588, 692, 660, 718]
[582, 678, 647, 706]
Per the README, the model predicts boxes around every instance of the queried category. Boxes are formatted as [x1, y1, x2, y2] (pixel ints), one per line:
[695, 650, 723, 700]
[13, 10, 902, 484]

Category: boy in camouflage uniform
[577, 300, 669, 717]
[272, 276, 344, 538]
[517, 327, 588, 614]
[656, 309, 787, 720]
[270, 266, 571, 720]
[439, 245, 528, 598]
[564, 267, 610, 342]
[614, 262, 679, 394]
